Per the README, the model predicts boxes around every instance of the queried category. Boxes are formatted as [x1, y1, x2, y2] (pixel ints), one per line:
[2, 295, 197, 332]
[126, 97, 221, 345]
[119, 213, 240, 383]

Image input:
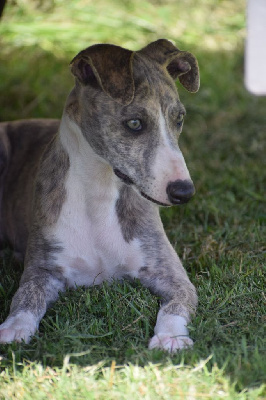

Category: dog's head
[69, 39, 199, 206]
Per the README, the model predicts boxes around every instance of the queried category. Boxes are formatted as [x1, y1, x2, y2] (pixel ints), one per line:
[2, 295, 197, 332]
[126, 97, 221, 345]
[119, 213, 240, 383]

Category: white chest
[50, 171, 144, 288]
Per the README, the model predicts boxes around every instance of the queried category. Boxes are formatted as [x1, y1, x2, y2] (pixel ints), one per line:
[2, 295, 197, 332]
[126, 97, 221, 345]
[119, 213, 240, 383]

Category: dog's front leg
[0, 268, 65, 343]
[138, 245, 197, 353]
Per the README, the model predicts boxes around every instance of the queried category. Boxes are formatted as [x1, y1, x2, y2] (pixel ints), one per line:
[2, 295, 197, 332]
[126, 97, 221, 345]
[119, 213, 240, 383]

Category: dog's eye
[177, 114, 184, 128]
[126, 119, 142, 131]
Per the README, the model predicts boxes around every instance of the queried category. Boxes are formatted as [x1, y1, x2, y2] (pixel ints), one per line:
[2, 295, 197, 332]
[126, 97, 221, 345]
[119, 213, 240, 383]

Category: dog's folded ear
[139, 39, 200, 93]
[70, 44, 135, 105]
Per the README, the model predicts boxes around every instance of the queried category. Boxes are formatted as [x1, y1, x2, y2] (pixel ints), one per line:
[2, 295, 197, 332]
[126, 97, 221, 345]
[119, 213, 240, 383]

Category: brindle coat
[0, 39, 200, 352]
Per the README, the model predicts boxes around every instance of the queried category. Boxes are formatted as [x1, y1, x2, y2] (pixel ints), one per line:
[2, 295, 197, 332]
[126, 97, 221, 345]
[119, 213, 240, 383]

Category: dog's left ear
[140, 39, 200, 93]
[70, 44, 135, 105]
[167, 51, 200, 93]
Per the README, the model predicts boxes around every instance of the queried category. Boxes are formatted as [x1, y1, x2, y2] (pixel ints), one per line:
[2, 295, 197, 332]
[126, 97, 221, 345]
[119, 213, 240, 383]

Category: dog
[0, 39, 200, 352]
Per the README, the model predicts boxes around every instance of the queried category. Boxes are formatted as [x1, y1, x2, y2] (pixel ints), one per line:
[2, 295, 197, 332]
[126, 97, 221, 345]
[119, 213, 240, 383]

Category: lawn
[0, 0, 265, 398]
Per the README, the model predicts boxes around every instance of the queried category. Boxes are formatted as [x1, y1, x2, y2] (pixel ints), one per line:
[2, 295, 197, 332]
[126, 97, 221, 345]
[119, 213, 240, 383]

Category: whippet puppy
[0, 39, 200, 352]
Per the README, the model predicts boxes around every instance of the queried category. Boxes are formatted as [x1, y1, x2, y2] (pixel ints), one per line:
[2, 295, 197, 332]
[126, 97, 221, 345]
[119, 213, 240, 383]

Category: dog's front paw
[0, 327, 32, 344]
[0, 313, 37, 344]
[149, 333, 193, 353]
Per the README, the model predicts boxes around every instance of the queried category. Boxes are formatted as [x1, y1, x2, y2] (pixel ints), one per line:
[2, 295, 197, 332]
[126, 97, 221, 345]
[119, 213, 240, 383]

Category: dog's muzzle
[166, 179, 195, 205]
[114, 169, 195, 206]
[114, 168, 169, 206]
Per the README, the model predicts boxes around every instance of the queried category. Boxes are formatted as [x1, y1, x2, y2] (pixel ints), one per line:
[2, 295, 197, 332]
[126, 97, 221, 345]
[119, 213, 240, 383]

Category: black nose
[166, 179, 195, 204]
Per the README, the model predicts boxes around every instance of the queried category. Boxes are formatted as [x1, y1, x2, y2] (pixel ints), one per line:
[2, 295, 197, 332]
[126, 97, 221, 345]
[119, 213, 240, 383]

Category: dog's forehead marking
[158, 108, 173, 147]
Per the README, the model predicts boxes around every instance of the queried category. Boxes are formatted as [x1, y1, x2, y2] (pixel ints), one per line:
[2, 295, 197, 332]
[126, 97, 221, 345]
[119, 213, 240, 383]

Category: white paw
[0, 312, 37, 344]
[149, 333, 193, 353]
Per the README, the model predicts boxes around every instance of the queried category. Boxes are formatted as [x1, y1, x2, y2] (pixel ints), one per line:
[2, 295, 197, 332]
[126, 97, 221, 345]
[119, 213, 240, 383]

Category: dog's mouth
[114, 168, 170, 207]
[113, 169, 134, 185]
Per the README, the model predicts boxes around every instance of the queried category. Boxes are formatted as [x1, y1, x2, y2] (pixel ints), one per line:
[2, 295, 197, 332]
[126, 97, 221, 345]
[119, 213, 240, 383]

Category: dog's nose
[166, 179, 195, 204]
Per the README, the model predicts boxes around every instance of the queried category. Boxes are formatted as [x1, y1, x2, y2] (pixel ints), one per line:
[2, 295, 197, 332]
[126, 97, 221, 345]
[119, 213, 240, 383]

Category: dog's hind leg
[138, 246, 197, 353]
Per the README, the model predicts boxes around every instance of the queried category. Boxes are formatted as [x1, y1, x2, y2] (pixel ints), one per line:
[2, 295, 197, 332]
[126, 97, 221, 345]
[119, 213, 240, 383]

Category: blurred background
[0, 0, 247, 121]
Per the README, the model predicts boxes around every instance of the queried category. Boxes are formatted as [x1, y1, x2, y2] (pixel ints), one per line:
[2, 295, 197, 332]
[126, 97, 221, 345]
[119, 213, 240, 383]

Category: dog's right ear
[70, 58, 100, 90]
[70, 44, 135, 105]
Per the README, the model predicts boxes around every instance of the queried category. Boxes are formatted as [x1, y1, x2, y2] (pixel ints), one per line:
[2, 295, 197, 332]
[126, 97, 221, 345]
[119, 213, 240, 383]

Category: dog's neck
[59, 112, 120, 205]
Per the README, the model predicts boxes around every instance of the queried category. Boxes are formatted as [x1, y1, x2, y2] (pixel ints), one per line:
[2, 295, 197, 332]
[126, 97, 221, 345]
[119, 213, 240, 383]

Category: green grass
[0, 0, 265, 398]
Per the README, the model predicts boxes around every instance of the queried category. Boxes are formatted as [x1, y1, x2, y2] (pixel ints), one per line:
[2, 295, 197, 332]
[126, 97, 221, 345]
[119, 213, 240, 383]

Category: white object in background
[245, 0, 266, 95]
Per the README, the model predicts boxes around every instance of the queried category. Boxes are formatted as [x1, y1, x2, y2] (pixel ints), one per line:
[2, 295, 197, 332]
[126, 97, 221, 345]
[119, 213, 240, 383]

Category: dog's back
[0, 119, 60, 255]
